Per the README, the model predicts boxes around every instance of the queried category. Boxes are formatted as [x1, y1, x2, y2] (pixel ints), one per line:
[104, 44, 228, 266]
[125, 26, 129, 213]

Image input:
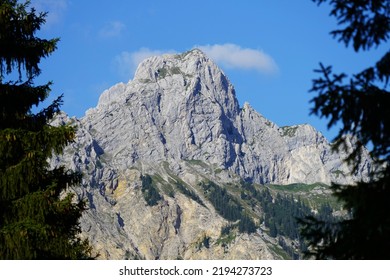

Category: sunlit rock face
[55, 49, 372, 259]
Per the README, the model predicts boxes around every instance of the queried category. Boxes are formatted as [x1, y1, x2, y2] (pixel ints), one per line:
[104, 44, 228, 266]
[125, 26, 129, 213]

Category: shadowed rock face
[55, 49, 372, 259]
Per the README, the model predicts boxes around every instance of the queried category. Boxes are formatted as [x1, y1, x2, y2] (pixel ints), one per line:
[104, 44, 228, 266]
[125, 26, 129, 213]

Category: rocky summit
[53, 49, 373, 259]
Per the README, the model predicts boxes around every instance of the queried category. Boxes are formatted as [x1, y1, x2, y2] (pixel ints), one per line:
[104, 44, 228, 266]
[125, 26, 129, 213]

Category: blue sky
[31, 0, 387, 141]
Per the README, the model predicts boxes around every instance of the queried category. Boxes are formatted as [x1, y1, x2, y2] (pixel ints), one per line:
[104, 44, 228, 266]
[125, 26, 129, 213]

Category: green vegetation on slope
[200, 181, 257, 234]
[139, 163, 340, 259]
[141, 175, 162, 206]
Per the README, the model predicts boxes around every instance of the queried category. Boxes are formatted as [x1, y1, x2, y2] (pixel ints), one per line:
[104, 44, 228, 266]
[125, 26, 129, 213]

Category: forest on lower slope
[141, 174, 338, 259]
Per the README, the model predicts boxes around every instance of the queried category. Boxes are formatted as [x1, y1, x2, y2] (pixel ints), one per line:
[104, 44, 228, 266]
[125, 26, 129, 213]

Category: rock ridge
[83, 48, 371, 185]
[54, 49, 373, 259]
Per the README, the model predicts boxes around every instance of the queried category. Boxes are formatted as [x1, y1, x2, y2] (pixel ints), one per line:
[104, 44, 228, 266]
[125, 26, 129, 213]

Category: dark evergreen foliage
[201, 181, 242, 222]
[261, 190, 312, 240]
[299, 0, 390, 259]
[220, 223, 236, 236]
[175, 182, 206, 207]
[0, 0, 91, 259]
[239, 181, 337, 257]
[314, 0, 389, 52]
[141, 175, 162, 206]
[201, 236, 210, 249]
[200, 181, 257, 234]
[278, 237, 300, 260]
[240, 182, 308, 240]
[237, 212, 256, 234]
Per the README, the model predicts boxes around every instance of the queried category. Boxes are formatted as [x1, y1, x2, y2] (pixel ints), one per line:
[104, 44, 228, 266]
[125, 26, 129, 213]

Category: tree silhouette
[299, 0, 390, 259]
[0, 0, 92, 259]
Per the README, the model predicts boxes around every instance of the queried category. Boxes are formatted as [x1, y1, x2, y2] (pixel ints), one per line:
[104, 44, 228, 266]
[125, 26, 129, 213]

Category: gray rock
[54, 49, 373, 259]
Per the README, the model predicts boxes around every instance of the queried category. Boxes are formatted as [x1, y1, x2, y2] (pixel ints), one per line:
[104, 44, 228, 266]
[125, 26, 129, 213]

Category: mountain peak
[181, 48, 207, 58]
[130, 48, 239, 115]
[134, 49, 214, 82]
[84, 48, 371, 186]
[54, 49, 374, 260]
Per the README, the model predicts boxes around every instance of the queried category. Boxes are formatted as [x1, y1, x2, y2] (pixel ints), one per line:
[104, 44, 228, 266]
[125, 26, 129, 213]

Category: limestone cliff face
[83, 49, 371, 185]
[55, 49, 372, 259]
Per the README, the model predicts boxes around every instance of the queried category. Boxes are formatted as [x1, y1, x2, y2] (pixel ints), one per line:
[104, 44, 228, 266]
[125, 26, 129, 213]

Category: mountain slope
[55, 49, 372, 259]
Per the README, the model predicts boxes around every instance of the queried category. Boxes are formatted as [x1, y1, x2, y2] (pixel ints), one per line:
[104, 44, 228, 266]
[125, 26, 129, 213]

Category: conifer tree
[0, 0, 91, 259]
[299, 0, 390, 259]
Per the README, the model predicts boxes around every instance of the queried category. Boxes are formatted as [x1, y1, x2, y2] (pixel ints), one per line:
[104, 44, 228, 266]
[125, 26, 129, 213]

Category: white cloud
[198, 43, 278, 74]
[99, 21, 126, 38]
[114, 48, 176, 79]
[30, 0, 68, 27]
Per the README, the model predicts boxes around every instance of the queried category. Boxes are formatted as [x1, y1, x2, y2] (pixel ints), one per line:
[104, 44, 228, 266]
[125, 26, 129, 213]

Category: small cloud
[99, 21, 126, 38]
[197, 43, 278, 74]
[113, 48, 176, 79]
[113, 51, 134, 80]
[30, 0, 68, 28]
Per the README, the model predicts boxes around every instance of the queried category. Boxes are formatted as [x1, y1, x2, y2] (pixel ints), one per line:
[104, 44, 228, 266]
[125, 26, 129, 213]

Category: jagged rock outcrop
[83, 49, 370, 185]
[54, 49, 372, 259]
